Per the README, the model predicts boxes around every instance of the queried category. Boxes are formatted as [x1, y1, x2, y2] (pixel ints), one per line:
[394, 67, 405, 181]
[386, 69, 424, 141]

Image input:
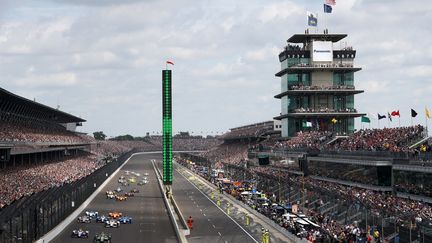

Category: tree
[93, 131, 107, 140]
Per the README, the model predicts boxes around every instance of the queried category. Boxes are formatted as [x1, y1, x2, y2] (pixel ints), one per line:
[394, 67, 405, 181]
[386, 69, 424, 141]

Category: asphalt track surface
[52, 153, 178, 243]
[159, 162, 259, 243]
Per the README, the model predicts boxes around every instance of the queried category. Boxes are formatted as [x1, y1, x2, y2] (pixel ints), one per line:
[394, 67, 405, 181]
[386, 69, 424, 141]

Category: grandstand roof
[230, 120, 274, 131]
[287, 33, 347, 43]
[0, 87, 85, 123]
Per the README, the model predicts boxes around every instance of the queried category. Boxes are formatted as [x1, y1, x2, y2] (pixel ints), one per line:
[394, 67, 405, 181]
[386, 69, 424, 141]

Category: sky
[0, 0, 431, 137]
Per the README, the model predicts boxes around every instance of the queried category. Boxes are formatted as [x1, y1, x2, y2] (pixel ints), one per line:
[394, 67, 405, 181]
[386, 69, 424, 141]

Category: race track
[166, 163, 259, 243]
[51, 153, 178, 243]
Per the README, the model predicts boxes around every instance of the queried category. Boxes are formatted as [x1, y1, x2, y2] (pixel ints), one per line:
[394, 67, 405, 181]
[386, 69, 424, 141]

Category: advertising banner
[312, 41, 333, 62]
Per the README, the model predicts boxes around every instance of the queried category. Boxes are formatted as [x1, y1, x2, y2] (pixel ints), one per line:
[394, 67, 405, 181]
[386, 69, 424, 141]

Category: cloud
[0, 0, 431, 135]
[14, 72, 77, 87]
[259, 2, 303, 23]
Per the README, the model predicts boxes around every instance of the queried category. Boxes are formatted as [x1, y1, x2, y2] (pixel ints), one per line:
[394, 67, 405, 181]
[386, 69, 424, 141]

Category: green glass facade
[276, 34, 362, 137]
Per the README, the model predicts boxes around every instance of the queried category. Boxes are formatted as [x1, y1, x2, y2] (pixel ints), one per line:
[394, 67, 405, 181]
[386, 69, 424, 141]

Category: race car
[77, 215, 91, 223]
[130, 189, 139, 193]
[96, 215, 109, 223]
[118, 216, 132, 224]
[144, 172, 149, 176]
[115, 187, 122, 193]
[71, 229, 89, 238]
[115, 195, 127, 201]
[138, 180, 148, 185]
[106, 191, 115, 199]
[85, 211, 99, 218]
[124, 192, 134, 197]
[108, 212, 122, 219]
[93, 232, 112, 243]
[105, 219, 120, 228]
[128, 177, 136, 184]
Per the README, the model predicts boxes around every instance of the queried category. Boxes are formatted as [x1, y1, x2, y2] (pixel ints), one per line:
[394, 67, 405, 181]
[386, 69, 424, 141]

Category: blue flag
[324, 4, 333, 13]
[378, 113, 386, 120]
[307, 12, 318, 26]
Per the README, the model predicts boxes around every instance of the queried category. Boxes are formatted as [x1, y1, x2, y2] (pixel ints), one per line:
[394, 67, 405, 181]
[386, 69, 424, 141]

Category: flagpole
[378, 119, 380, 129]
[398, 116, 401, 127]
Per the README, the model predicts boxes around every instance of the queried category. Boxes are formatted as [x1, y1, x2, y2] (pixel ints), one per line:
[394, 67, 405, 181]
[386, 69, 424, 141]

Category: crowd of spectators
[264, 125, 426, 154]
[330, 125, 425, 152]
[222, 125, 273, 140]
[201, 142, 249, 167]
[0, 120, 87, 145]
[275, 131, 332, 150]
[290, 107, 357, 113]
[251, 165, 432, 222]
[289, 85, 355, 91]
[0, 154, 104, 209]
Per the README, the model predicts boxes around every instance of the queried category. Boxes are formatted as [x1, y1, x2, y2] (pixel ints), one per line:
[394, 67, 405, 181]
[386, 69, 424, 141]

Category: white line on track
[218, 232, 221, 236]
[178, 169, 259, 243]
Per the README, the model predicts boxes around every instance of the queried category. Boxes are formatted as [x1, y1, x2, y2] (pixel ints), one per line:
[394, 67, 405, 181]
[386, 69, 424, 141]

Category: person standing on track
[187, 216, 194, 230]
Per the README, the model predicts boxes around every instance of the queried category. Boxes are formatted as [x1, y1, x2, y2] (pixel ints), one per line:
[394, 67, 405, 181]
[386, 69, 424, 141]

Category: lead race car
[71, 229, 89, 238]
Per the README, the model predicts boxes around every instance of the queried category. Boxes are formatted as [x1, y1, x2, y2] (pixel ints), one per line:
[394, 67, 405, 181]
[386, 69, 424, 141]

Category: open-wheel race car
[96, 215, 109, 223]
[130, 189, 139, 193]
[115, 195, 127, 201]
[71, 229, 89, 238]
[108, 211, 122, 219]
[105, 219, 120, 228]
[118, 216, 132, 224]
[85, 211, 99, 218]
[77, 215, 91, 223]
[93, 232, 112, 243]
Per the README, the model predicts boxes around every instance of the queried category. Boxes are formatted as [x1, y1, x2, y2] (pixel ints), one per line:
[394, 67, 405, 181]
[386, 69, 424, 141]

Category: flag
[325, 0, 336, 6]
[378, 113, 386, 120]
[324, 4, 333, 13]
[426, 107, 431, 119]
[166, 60, 174, 65]
[361, 116, 371, 123]
[307, 12, 318, 26]
[331, 118, 337, 124]
[302, 121, 313, 127]
[388, 112, 392, 122]
[411, 109, 418, 118]
[391, 110, 400, 117]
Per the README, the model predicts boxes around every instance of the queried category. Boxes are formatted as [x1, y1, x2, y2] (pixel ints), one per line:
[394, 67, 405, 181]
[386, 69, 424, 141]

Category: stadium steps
[320, 204, 339, 215]
[317, 202, 331, 213]
[288, 192, 301, 204]
[325, 136, 348, 145]
[409, 136, 430, 149]
[335, 211, 347, 222]
[341, 212, 363, 225]
[385, 232, 399, 241]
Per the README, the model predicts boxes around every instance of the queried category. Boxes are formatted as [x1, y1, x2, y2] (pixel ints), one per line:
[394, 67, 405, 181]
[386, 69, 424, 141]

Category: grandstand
[274, 31, 365, 137]
[0, 88, 92, 169]
[222, 120, 281, 141]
